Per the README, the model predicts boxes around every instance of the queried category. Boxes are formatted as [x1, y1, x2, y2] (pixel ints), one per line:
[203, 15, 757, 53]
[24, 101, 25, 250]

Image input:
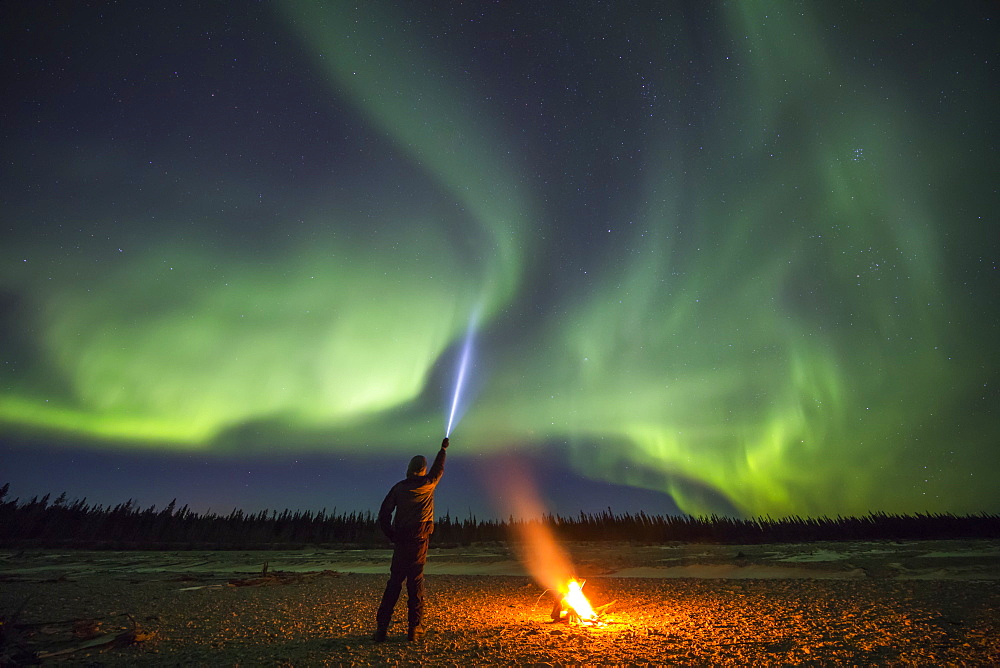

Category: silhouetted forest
[1, 483, 997, 549]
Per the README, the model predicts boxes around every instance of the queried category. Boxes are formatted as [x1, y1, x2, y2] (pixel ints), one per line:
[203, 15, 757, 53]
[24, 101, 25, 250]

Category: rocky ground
[2, 540, 998, 665]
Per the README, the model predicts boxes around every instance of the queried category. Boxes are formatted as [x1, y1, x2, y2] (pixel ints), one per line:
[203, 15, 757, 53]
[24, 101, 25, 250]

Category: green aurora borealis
[2, 1, 997, 517]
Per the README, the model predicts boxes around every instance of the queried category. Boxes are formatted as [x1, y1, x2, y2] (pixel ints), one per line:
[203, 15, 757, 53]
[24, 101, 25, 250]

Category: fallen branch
[0, 596, 38, 665]
[228, 569, 341, 587]
[36, 629, 144, 659]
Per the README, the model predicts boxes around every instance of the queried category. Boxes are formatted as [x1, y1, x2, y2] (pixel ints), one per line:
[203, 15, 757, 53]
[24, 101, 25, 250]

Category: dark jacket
[378, 447, 446, 543]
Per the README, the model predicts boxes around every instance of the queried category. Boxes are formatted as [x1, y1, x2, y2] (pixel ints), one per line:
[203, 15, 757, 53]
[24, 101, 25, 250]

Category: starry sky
[2, 1, 998, 520]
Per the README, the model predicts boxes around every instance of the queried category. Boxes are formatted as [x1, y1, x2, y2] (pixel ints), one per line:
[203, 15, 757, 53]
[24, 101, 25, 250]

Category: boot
[372, 626, 388, 643]
[407, 625, 425, 642]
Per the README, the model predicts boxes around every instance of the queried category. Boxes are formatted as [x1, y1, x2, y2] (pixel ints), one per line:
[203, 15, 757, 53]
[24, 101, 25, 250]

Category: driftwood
[228, 568, 341, 587]
[36, 629, 143, 659]
[2, 610, 154, 661]
[0, 596, 36, 665]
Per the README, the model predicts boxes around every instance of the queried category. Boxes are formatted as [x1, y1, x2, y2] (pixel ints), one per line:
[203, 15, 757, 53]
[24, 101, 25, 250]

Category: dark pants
[376, 537, 429, 631]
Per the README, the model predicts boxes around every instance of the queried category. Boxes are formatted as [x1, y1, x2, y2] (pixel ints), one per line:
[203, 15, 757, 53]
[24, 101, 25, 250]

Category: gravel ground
[3, 567, 999, 665]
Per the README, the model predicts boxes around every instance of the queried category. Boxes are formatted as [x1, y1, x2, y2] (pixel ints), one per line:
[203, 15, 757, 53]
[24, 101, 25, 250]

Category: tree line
[1, 483, 997, 549]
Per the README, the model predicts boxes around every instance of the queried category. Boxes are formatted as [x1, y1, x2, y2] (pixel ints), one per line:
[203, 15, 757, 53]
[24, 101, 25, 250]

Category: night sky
[2, 2, 998, 520]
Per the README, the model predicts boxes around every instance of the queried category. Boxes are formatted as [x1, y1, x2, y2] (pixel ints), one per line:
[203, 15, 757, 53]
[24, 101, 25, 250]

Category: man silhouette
[373, 437, 449, 642]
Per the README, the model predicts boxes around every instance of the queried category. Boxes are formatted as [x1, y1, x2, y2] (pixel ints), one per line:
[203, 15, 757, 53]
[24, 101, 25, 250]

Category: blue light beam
[445, 313, 479, 437]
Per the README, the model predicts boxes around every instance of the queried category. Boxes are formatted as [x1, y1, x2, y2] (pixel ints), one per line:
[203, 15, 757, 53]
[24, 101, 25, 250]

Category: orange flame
[564, 579, 597, 622]
[486, 457, 575, 592]
[484, 456, 598, 623]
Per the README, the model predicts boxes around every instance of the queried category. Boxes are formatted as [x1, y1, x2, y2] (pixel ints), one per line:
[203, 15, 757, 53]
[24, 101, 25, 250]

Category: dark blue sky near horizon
[1, 1, 998, 520]
[0, 438, 689, 520]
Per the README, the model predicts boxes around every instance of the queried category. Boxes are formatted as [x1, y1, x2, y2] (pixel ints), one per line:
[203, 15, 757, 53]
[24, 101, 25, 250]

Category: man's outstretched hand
[441, 437, 449, 449]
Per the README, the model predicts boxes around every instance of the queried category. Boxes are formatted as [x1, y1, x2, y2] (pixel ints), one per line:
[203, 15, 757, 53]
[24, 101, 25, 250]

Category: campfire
[550, 579, 613, 626]
[494, 465, 614, 627]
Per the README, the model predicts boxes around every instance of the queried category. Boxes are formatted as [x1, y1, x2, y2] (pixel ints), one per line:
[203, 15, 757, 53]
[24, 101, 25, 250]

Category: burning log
[549, 580, 615, 626]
